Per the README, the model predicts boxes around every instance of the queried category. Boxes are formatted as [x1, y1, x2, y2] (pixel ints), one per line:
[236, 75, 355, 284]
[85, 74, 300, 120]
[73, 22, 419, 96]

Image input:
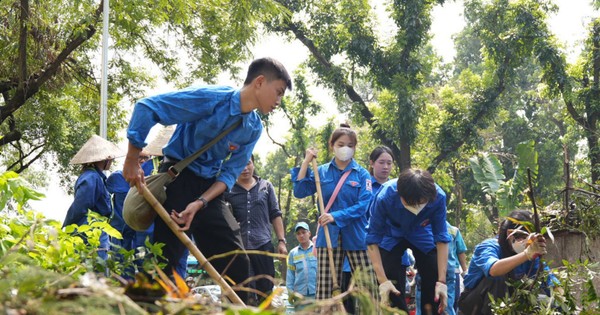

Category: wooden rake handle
[137, 182, 245, 306]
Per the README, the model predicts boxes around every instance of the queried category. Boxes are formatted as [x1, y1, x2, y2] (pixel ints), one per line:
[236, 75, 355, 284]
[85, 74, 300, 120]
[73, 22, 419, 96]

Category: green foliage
[497, 140, 538, 216]
[469, 141, 540, 223]
[0, 0, 287, 182]
[489, 259, 600, 314]
[470, 152, 505, 194]
[0, 171, 44, 211]
[0, 171, 164, 279]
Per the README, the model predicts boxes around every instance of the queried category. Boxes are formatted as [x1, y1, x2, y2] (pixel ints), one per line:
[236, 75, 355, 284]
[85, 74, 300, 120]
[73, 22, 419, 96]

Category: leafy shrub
[489, 259, 599, 314]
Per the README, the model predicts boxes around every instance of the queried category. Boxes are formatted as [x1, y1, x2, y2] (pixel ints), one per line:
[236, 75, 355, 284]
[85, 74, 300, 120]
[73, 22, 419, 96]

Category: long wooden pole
[137, 183, 245, 306]
[311, 159, 342, 296]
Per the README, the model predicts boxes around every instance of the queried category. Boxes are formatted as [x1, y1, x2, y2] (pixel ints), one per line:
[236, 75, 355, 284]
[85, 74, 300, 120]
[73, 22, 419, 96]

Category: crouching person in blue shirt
[459, 210, 557, 315]
[367, 168, 450, 315]
[286, 222, 317, 310]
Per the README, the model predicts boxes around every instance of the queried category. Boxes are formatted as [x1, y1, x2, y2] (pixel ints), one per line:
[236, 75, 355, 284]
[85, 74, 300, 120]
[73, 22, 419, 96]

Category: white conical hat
[70, 135, 125, 164]
[143, 125, 175, 157]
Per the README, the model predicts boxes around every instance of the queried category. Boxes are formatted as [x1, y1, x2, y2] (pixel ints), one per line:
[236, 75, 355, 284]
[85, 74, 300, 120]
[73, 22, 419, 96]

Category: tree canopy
[1, 0, 599, 231]
[0, 0, 285, 180]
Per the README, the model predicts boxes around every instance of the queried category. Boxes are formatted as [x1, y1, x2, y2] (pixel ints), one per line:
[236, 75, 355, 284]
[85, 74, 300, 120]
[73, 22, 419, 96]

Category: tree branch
[0, 1, 103, 126]
[18, 0, 29, 89]
[278, 17, 401, 161]
[264, 124, 291, 158]
[0, 115, 22, 146]
[0, 130, 22, 146]
[428, 57, 509, 174]
[15, 145, 46, 173]
[0, 80, 18, 94]
[7, 141, 45, 173]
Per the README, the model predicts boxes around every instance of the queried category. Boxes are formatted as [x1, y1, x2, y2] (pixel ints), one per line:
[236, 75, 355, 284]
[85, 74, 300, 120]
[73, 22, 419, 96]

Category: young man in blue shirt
[123, 57, 292, 302]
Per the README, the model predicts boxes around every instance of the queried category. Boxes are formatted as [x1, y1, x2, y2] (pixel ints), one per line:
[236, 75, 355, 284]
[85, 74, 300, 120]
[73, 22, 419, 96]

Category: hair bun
[340, 123, 351, 128]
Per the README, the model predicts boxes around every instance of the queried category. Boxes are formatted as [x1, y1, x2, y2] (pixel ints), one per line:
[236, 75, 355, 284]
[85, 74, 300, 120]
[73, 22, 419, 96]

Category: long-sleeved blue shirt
[63, 167, 112, 227]
[287, 241, 317, 296]
[105, 170, 129, 233]
[463, 238, 558, 289]
[366, 179, 451, 253]
[370, 176, 413, 266]
[223, 176, 282, 249]
[291, 159, 373, 250]
[126, 85, 262, 190]
[106, 161, 156, 233]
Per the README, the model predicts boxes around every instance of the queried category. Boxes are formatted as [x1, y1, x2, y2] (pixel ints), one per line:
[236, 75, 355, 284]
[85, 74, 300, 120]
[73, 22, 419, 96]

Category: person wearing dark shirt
[223, 155, 287, 304]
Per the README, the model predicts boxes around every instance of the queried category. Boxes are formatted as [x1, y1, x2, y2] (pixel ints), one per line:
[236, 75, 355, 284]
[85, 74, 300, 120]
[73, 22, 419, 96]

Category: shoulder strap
[323, 170, 351, 213]
[258, 178, 269, 192]
[167, 119, 242, 178]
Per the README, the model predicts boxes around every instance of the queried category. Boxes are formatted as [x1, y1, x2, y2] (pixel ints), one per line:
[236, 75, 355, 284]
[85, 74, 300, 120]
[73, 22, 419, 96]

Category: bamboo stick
[137, 183, 245, 306]
[311, 159, 343, 297]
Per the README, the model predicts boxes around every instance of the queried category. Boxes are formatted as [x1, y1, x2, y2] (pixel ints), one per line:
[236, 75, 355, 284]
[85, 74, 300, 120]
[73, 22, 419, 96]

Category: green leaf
[505, 217, 535, 233]
[101, 223, 123, 239]
[469, 153, 505, 194]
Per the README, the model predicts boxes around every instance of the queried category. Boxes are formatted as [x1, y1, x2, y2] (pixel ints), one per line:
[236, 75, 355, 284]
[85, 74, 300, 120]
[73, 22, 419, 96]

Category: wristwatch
[197, 196, 209, 209]
[278, 239, 287, 244]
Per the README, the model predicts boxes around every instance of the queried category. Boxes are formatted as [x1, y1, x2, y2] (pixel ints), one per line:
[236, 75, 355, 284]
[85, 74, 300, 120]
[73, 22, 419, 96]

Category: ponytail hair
[328, 123, 357, 147]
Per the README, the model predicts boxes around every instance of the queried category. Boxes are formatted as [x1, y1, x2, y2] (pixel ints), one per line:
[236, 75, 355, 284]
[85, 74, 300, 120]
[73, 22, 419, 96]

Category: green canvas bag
[123, 120, 241, 231]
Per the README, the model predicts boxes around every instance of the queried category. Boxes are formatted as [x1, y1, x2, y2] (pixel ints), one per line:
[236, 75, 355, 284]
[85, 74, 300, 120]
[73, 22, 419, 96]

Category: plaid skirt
[315, 238, 378, 308]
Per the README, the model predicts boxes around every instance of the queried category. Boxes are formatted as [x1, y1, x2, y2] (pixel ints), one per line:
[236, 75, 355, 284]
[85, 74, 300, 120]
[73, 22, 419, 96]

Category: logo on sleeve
[228, 141, 239, 151]
[366, 179, 372, 192]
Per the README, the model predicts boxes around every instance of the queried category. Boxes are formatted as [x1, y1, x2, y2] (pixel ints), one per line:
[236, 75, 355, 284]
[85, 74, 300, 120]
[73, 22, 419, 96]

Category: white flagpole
[100, 0, 109, 139]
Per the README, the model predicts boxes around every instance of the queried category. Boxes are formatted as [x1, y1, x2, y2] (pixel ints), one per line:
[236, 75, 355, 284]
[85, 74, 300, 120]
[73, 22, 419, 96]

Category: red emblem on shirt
[420, 219, 430, 227]
[349, 181, 358, 187]
[228, 141, 239, 151]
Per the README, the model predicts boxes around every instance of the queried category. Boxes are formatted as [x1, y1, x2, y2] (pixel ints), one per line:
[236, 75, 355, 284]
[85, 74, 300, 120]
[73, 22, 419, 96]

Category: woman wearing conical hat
[105, 126, 174, 263]
[63, 135, 124, 260]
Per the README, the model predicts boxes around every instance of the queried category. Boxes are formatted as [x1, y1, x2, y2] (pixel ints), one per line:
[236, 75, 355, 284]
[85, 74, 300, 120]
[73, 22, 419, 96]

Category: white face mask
[403, 202, 427, 215]
[512, 240, 527, 254]
[512, 239, 527, 254]
[334, 146, 355, 162]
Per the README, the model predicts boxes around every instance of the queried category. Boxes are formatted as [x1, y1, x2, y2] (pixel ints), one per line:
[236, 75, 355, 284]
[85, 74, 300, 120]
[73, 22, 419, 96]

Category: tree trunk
[589, 19, 600, 184]
[588, 131, 600, 184]
[399, 138, 411, 171]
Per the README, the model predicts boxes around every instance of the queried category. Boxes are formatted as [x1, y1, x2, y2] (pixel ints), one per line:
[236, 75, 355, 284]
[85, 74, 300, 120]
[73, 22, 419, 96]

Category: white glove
[379, 280, 400, 306]
[524, 233, 547, 261]
[434, 281, 448, 314]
